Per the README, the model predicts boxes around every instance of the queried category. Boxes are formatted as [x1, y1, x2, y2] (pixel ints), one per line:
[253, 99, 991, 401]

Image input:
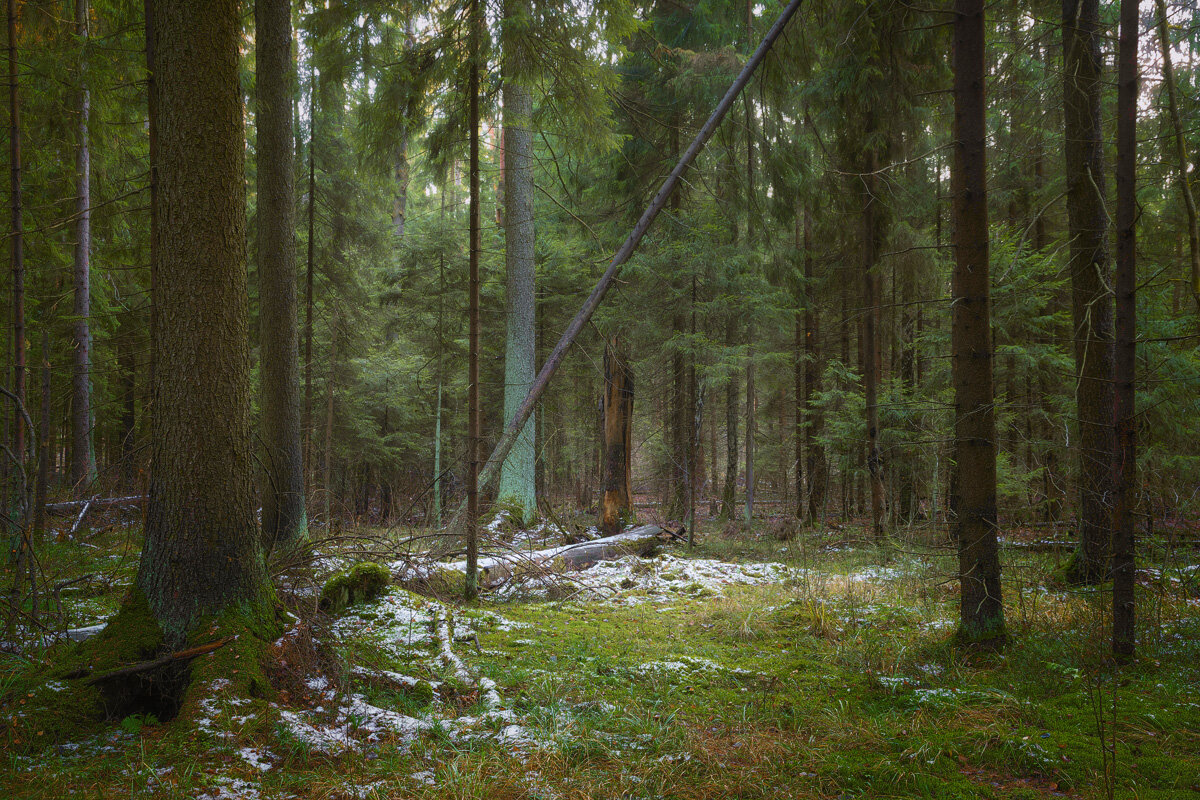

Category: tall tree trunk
[71, 0, 96, 491]
[801, 210, 826, 524]
[7, 0, 25, 500]
[1112, 0, 1137, 658]
[1153, 0, 1200, 310]
[257, 0, 306, 547]
[599, 335, 634, 536]
[862, 150, 885, 539]
[720, 319, 739, 519]
[952, 0, 1005, 645]
[464, 0, 482, 599]
[136, 0, 269, 637]
[1062, 0, 1114, 584]
[497, 3, 537, 524]
[303, 58, 316, 490]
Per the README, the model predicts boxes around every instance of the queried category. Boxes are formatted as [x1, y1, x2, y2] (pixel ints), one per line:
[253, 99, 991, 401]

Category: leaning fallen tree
[399, 524, 681, 594]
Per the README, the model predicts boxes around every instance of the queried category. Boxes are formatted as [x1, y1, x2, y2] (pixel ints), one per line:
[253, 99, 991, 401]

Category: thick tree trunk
[71, 0, 96, 491]
[1112, 0, 1137, 658]
[135, 0, 269, 638]
[1062, 0, 1114, 584]
[496, 12, 537, 524]
[257, 0, 306, 547]
[599, 336, 634, 536]
[952, 0, 1005, 645]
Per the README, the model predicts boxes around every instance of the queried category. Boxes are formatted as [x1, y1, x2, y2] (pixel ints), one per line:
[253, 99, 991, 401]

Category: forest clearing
[1, 0, 1200, 796]
[3, 509, 1199, 799]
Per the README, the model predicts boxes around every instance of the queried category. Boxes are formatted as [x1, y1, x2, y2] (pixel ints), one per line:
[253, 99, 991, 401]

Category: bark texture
[862, 150, 885, 539]
[136, 0, 269, 637]
[952, 0, 1005, 644]
[1062, 0, 1114, 584]
[600, 336, 635, 536]
[257, 0, 306, 547]
[496, 11, 537, 524]
[1112, 0, 1138, 658]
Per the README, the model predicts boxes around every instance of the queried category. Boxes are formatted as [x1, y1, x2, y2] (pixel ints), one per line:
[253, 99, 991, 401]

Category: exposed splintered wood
[599, 336, 634, 536]
[404, 524, 674, 591]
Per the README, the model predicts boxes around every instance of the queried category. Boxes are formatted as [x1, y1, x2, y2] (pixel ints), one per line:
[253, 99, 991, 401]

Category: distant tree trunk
[721, 317, 739, 519]
[257, 0, 306, 547]
[7, 0, 26, 498]
[464, 0, 482, 600]
[1153, 0, 1200, 310]
[802, 209, 826, 523]
[862, 148, 885, 539]
[952, 0, 1005, 646]
[1112, 0, 1137, 658]
[432, 379, 442, 526]
[599, 335, 634, 536]
[136, 0, 269, 637]
[497, 7, 537, 524]
[322, 317, 338, 527]
[118, 328, 137, 486]
[1062, 0, 1114, 584]
[33, 333, 50, 537]
[71, 0, 96, 491]
[743, 340, 755, 527]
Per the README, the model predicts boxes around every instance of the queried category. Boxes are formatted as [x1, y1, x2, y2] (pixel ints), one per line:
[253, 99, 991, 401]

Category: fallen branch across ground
[69, 637, 233, 684]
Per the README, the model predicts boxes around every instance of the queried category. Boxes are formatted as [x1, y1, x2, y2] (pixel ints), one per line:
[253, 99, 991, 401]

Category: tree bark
[1112, 0, 1137, 658]
[7, 0, 26, 495]
[1062, 0, 1114, 584]
[135, 0, 269, 638]
[71, 0, 96, 491]
[952, 0, 1005, 645]
[257, 0, 306, 547]
[599, 336, 634, 536]
[496, 3, 537, 524]
[464, 0, 482, 599]
[303, 56, 316, 489]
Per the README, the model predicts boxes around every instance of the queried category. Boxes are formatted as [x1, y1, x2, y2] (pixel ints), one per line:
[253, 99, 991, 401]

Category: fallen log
[400, 524, 675, 592]
[45, 495, 145, 516]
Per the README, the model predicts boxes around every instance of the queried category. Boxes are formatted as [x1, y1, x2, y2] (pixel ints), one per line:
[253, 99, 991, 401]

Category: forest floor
[2, 509, 1199, 799]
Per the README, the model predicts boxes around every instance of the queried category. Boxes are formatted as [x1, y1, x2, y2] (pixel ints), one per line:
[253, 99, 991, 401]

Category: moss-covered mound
[319, 562, 391, 613]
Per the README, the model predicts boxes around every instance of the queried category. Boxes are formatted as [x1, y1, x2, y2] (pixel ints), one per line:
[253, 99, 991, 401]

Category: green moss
[402, 565, 465, 599]
[319, 562, 391, 613]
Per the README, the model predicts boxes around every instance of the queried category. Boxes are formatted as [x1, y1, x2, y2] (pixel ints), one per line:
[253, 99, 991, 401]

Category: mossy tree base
[1, 589, 283, 755]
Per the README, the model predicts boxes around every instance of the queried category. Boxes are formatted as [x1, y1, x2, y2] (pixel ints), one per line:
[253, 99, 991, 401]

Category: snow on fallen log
[397, 524, 680, 592]
[44, 495, 145, 516]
